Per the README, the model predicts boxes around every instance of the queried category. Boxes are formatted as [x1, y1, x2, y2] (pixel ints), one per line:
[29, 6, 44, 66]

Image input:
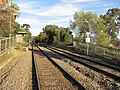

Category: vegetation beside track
[0, 44, 29, 69]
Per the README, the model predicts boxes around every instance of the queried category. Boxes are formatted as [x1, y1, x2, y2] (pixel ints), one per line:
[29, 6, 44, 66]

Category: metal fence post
[9, 37, 10, 49]
[95, 46, 96, 53]
[104, 48, 106, 55]
[12, 37, 14, 47]
[5, 38, 7, 51]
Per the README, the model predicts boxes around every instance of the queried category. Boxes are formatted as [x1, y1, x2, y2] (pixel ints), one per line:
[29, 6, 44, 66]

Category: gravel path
[0, 51, 32, 90]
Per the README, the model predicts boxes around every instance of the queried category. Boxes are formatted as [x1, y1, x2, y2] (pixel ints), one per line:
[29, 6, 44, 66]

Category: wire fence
[0, 37, 15, 55]
[73, 41, 120, 59]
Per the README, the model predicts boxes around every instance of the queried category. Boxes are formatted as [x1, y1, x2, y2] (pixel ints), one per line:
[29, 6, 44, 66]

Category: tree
[0, 2, 20, 37]
[43, 25, 60, 44]
[13, 22, 21, 35]
[70, 11, 110, 46]
[100, 8, 120, 46]
[0, 0, 9, 10]
[60, 27, 73, 45]
[23, 31, 32, 42]
[0, 7, 11, 37]
[41, 25, 73, 45]
[22, 24, 31, 31]
[116, 39, 120, 47]
[39, 32, 46, 42]
[70, 11, 98, 35]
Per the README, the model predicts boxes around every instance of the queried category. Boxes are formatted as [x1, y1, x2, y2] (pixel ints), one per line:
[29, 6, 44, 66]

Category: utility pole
[85, 21, 91, 55]
[9, 0, 12, 37]
[9, 0, 12, 49]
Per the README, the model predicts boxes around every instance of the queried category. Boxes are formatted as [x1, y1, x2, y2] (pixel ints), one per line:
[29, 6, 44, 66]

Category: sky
[13, 0, 120, 38]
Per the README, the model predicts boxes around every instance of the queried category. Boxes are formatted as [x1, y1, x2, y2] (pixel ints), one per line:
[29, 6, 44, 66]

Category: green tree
[39, 32, 46, 42]
[0, 8, 11, 37]
[70, 11, 98, 34]
[100, 8, 120, 46]
[13, 22, 21, 35]
[34, 36, 40, 43]
[60, 27, 73, 45]
[22, 24, 31, 31]
[0, 2, 19, 37]
[41, 25, 73, 45]
[43, 25, 60, 44]
[23, 30, 32, 42]
[70, 11, 110, 46]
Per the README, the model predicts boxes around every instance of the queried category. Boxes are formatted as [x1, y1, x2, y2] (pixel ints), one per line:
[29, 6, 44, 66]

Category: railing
[0, 37, 15, 55]
[74, 42, 120, 59]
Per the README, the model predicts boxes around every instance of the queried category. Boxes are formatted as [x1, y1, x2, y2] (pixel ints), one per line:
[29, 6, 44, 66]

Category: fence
[73, 41, 120, 59]
[0, 37, 14, 55]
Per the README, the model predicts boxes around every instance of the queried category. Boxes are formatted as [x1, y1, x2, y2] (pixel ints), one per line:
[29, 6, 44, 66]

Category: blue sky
[13, 0, 120, 38]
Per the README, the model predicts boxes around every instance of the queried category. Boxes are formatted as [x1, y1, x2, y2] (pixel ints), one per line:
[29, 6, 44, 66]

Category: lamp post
[9, 13, 18, 50]
[9, 0, 12, 38]
[9, 13, 18, 37]
[9, 14, 12, 38]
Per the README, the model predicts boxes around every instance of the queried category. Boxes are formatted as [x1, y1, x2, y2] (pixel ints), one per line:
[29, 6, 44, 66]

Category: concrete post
[5, 38, 7, 50]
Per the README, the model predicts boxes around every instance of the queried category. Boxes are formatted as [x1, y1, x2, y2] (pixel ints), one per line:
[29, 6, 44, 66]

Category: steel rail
[35, 44, 87, 90]
[48, 46, 120, 71]
[32, 44, 41, 90]
[44, 45, 120, 82]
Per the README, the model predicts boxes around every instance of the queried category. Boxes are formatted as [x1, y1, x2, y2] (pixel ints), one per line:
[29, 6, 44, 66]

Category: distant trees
[38, 32, 46, 42]
[36, 25, 73, 45]
[43, 25, 60, 44]
[23, 31, 32, 42]
[22, 24, 31, 31]
[60, 27, 73, 45]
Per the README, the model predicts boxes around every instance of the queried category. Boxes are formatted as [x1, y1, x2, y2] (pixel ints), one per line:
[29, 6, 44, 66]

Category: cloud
[16, 17, 40, 26]
[16, 17, 45, 35]
[17, 1, 78, 17]
[36, 4, 78, 16]
[61, 0, 97, 3]
[17, 1, 44, 14]
[42, 16, 72, 24]
[16, 15, 72, 35]
[16, 15, 72, 26]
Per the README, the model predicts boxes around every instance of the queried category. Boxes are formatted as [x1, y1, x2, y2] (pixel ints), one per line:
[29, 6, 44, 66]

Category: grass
[0, 47, 27, 69]
[0, 51, 12, 67]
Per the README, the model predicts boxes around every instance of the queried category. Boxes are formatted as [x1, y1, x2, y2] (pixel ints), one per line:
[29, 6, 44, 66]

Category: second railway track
[43, 45, 120, 82]
[48, 45, 120, 71]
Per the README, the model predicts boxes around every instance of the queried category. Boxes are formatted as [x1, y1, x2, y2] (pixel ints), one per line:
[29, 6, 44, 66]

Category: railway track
[32, 44, 86, 90]
[32, 44, 40, 90]
[41, 45, 120, 83]
[48, 45, 120, 71]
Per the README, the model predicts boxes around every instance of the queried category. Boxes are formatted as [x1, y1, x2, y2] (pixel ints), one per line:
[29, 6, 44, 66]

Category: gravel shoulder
[0, 50, 32, 90]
